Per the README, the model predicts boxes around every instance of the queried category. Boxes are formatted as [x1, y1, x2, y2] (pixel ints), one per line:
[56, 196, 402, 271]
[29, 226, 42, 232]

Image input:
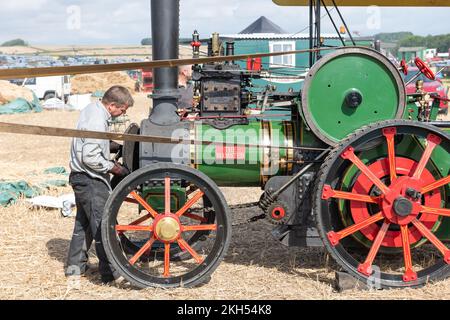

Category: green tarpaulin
[0, 179, 68, 207]
[0, 181, 40, 206]
[0, 94, 42, 115]
[39, 180, 68, 188]
[43, 167, 67, 175]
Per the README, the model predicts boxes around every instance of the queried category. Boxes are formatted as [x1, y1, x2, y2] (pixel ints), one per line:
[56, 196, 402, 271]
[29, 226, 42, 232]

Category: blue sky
[1, 0, 449, 45]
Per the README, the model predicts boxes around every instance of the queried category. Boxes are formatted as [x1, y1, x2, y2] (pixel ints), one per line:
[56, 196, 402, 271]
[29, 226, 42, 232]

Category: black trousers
[66, 172, 116, 278]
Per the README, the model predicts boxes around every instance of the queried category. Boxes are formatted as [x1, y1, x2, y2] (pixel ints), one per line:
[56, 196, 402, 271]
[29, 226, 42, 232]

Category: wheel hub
[393, 197, 413, 217]
[381, 175, 423, 225]
[154, 215, 181, 242]
[349, 157, 441, 247]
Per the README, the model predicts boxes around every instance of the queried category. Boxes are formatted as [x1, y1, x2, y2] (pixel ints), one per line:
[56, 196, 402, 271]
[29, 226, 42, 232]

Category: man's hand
[109, 162, 130, 178]
[110, 141, 123, 154]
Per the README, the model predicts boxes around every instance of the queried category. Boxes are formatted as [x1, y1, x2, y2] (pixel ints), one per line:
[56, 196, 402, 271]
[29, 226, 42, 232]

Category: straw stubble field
[0, 92, 449, 300]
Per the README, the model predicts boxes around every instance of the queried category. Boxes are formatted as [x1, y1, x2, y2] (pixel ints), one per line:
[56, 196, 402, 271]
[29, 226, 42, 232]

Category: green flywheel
[301, 47, 406, 145]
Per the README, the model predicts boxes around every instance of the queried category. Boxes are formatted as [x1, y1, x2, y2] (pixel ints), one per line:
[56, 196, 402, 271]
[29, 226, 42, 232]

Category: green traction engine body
[103, 0, 450, 289]
[134, 46, 449, 245]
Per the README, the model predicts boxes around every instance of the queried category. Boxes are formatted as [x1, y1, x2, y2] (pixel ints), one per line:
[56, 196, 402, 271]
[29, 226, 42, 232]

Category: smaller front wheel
[102, 163, 232, 289]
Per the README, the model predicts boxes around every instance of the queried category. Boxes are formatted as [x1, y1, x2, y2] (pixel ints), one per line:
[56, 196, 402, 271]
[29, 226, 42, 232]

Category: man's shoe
[65, 264, 97, 277]
[101, 274, 116, 284]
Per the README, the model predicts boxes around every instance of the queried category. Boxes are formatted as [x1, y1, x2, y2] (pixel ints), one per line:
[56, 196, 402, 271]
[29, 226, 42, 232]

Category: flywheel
[302, 47, 406, 145]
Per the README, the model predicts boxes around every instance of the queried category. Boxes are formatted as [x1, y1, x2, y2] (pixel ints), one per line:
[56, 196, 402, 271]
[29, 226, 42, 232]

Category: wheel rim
[103, 164, 231, 288]
[317, 121, 450, 287]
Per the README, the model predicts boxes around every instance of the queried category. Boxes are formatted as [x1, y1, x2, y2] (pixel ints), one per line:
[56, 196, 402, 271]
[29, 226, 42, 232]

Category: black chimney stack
[149, 0, 180, 125]
[139, 0, 189, 167]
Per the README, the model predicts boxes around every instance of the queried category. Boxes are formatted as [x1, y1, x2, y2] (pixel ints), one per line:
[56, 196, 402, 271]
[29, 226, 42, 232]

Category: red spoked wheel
[400, 59, 408, 76]
[102, 163, 231, 289]
[315, 120, 450, 288]
[415, 57, 436, 80]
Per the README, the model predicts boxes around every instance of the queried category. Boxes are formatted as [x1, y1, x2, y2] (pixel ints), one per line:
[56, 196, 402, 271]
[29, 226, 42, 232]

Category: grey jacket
[69, 101, 114, 190]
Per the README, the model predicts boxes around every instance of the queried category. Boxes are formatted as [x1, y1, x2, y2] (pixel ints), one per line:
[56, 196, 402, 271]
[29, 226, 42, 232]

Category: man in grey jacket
[65, 86, 133, 284]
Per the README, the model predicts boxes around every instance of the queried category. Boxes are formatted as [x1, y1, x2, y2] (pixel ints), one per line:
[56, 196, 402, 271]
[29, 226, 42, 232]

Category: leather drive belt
[0, 47, 336, 80]
[0, 122, 328, 152]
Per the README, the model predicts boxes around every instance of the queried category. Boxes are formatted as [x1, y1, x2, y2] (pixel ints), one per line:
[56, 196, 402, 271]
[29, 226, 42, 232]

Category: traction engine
[102, 0, 450, 289]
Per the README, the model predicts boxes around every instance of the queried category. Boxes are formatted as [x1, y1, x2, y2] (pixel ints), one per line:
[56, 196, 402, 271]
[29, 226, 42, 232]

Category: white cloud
[0, 0, 448, 45]
[1, 0, 49, 11]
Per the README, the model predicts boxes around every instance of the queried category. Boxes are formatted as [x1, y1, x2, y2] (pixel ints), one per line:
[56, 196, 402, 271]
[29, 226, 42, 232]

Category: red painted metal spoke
[421, 205, 450, 217]
[383, 127, 397, 183]
[129, 235, 156, 266]
[127, 213, 154, 227]
[130, 191, 158, 219]
[411, 219, 450, 264]
[327, 212, 384, 246]
[322, 185, 379, 203]
[175, 190, 205, 217]
[421, 175, 450, 194]
[358, 220, 390, 276]
[182, 212, 208, 223]
[412, 134, 442, 179]
[116, 225, 153, 232]
[163, 243, 171, 277]
[182, 224, 217, 232]
[177, 238, 204, 264]
[400, 225, 418, 282]
[341, 147, 390, 195]
[164, 176, 171, 214]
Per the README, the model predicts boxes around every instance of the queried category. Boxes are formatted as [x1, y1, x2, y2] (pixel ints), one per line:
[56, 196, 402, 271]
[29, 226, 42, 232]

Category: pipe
[212, 33, 220, 57]
[309, 0, 314, 67]
[149, 0, 180, 125]
[374, 40, 381, 52]
[226, 41, 235, 64]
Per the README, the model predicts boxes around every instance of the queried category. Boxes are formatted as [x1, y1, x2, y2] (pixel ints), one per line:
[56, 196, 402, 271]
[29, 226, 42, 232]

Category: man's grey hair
[102, 86, 134, 107]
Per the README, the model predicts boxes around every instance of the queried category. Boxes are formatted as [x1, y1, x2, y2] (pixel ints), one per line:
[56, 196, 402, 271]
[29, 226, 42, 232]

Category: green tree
[141, 38, 152, 45]
[1, 39, 28, 47]
[399, 34, 450, 52]
[374, 32, 413, 43]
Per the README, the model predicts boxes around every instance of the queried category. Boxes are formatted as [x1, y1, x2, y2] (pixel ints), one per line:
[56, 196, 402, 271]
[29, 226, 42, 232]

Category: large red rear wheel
[315, 120, 450, 288]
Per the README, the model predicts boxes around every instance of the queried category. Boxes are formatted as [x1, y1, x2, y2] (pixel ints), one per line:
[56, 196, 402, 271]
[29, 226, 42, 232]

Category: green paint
[194, 120, 292, 186]
[141, 185, 186, 213]
[305, 53, 402, 143]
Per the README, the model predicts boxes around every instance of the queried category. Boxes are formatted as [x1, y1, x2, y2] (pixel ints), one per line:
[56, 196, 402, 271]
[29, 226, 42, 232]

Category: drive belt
[0, 47, 339, 79]
[0, 122, 328, 152]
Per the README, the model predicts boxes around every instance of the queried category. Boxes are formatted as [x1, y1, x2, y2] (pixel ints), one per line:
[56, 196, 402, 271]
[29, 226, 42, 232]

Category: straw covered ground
[0, 93, 449, 300]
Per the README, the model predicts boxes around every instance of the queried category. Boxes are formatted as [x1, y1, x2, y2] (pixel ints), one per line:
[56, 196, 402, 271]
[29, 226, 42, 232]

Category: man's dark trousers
[66, 172, 116, 279]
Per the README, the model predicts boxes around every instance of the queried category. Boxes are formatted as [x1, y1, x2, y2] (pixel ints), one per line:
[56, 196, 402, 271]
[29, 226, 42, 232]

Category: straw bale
[0, 80, 34, 104]
[71, 72, 137, 95]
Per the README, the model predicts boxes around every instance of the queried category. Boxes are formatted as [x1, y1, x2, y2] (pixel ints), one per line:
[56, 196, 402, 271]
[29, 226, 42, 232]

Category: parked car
[10, 76, 71, 102]
[142, 69, 153, 93]
[404, 67, 448, 111]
